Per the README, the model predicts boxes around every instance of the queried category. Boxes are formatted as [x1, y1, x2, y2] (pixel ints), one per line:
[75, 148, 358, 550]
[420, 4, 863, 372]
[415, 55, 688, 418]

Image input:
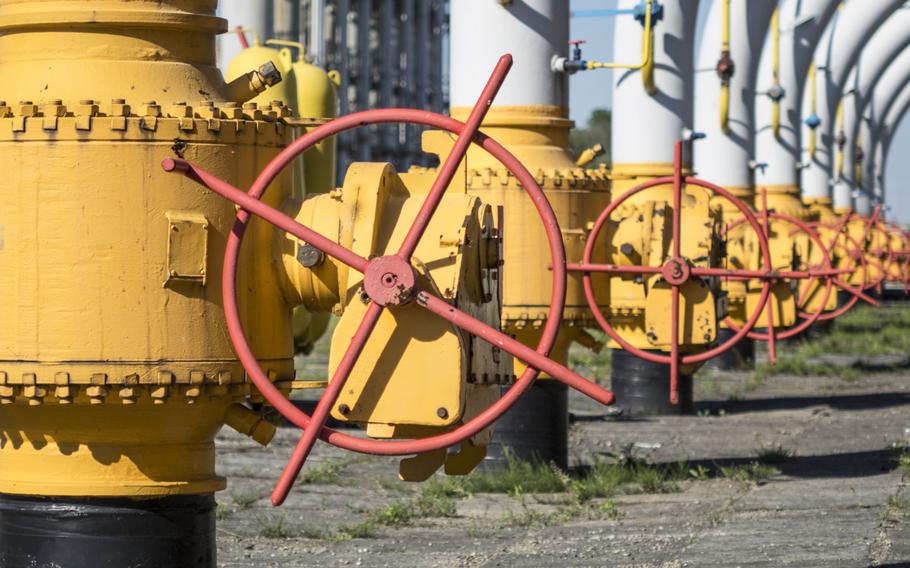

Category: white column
[611, 0, 700, 167]
[754, 0, 840, 191]
[217, 0, 270, 71]
[694, 0, 777, 193]
[450, 0, 568, 108]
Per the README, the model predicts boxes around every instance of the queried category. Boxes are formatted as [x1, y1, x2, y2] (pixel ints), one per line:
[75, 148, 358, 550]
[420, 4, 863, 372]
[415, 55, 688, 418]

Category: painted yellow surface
[445, 105, 611, 373]
[0, 0, 301, 496]
[605, 163, 723, 352]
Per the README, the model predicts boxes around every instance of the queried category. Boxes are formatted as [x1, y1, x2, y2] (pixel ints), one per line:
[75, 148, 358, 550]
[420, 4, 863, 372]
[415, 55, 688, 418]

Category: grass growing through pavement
[757, 444, 795, 465]
[754, 304, 910, 380]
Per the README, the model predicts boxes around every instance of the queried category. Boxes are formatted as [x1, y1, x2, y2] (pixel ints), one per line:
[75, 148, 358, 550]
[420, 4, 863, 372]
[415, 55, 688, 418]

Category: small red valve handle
[567, 142, 776, 404]
[235, 26, 250, 49]
[723, 190, 843, 349]
[568, 39, 587, 45]
[164, 54, 616, 507]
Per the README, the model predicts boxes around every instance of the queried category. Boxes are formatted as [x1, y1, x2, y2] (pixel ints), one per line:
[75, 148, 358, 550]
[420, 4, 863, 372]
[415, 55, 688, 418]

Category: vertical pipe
[380, 0, 395, 156]
[753, 0, 839, 216]
[357, 0, 372, 161]
[800, 0, 904, 210]
[610, 0, 700, 172]
[310, 0, 327, 67]
[403, 0, 417, 163]
[337, 0, 351, 174]
[694, 0, 777, 202]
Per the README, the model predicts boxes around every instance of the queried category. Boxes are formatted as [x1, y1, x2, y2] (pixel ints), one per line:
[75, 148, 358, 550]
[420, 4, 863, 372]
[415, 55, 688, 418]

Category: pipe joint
[805, 114, 821, 130]
[633, 0, 664, 27]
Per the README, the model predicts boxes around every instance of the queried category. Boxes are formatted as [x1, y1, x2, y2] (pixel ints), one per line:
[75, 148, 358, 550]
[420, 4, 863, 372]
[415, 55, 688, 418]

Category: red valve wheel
[163, 54, 616, 507]
[803, 219, 877, 321]
[567, 142, 776, 405]
[723, 209, 840, 342]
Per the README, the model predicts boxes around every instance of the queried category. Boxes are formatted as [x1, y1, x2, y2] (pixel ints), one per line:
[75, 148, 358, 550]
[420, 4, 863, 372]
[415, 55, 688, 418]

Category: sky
[568, 0, 910, 225]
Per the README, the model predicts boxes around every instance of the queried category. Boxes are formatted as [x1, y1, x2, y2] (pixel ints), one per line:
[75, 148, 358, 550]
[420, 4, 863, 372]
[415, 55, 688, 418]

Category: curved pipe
[836, 7, 910, 208]
[800, 0, 905, 204]
[694, 0, 776, 197]
[865, 72, 910, 212]
[583, 0, 657, 95]
[854, 45, 910, 214]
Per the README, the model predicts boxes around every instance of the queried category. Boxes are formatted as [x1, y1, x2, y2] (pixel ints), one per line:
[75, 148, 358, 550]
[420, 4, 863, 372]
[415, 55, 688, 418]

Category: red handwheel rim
[570, 155, 775, 369]
[164, 54, 616, 506]
[723, 211, 835, 341]
[808, 223, 873, 321]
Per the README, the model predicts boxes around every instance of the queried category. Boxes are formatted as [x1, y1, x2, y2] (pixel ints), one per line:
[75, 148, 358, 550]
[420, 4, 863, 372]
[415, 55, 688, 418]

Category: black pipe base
[704, 328, 755, 371]
[0, 494, 215, 568]
[480, 380, 568, 470]
[610, 349, 694, 416]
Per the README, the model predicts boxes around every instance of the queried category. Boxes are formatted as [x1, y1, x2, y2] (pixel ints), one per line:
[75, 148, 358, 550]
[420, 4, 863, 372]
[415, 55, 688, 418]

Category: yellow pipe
[835, 101, 845, 175]
[585, 0, 656, 95]
[771, 7, 781, 139]
[720, 0, 731, 133]
[808, 63, 817, 156]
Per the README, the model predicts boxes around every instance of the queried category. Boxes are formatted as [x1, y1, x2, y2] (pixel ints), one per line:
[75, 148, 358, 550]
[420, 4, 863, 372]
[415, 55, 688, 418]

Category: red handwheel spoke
[396, 55, 512, 261]
[669, 285, 680, 404]
[766, 298, 776, 365]
[671, 142, 683, 259]
[416, 291, 616, 406]
[565, 264, 661, 275]
[271, 301, 384, 506]
[162, 158, 370, 274]
[833, 279, 880, 306]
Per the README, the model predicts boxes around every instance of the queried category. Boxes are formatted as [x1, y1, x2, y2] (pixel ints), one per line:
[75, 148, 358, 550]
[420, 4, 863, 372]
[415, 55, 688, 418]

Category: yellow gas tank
[266, 39, 338, 196]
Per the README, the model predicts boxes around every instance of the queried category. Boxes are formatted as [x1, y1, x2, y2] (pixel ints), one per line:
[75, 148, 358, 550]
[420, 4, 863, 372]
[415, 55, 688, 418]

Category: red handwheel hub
[163, 54, 616, 507]
[363, 256, 417, 307]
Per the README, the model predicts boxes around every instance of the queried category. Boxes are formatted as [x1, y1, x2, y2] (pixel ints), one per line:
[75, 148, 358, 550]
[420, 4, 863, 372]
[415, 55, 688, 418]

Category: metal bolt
[436, 407, 449, 419]
[338, 403, 351, 415]
[296, 242, 324, 268]
[620, 243, 635, 256]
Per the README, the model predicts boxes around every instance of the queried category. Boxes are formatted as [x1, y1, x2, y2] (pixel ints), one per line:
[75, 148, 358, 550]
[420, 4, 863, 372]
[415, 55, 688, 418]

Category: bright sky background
[568, 0, 910, 225]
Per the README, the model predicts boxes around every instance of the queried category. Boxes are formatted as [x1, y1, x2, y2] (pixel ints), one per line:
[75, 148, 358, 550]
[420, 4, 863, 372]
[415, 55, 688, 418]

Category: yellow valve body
[444, 105, 612, 371]
[605, 164, 723, 355]
[278, 161, 506, 481]
[0, 0, 297, 497]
